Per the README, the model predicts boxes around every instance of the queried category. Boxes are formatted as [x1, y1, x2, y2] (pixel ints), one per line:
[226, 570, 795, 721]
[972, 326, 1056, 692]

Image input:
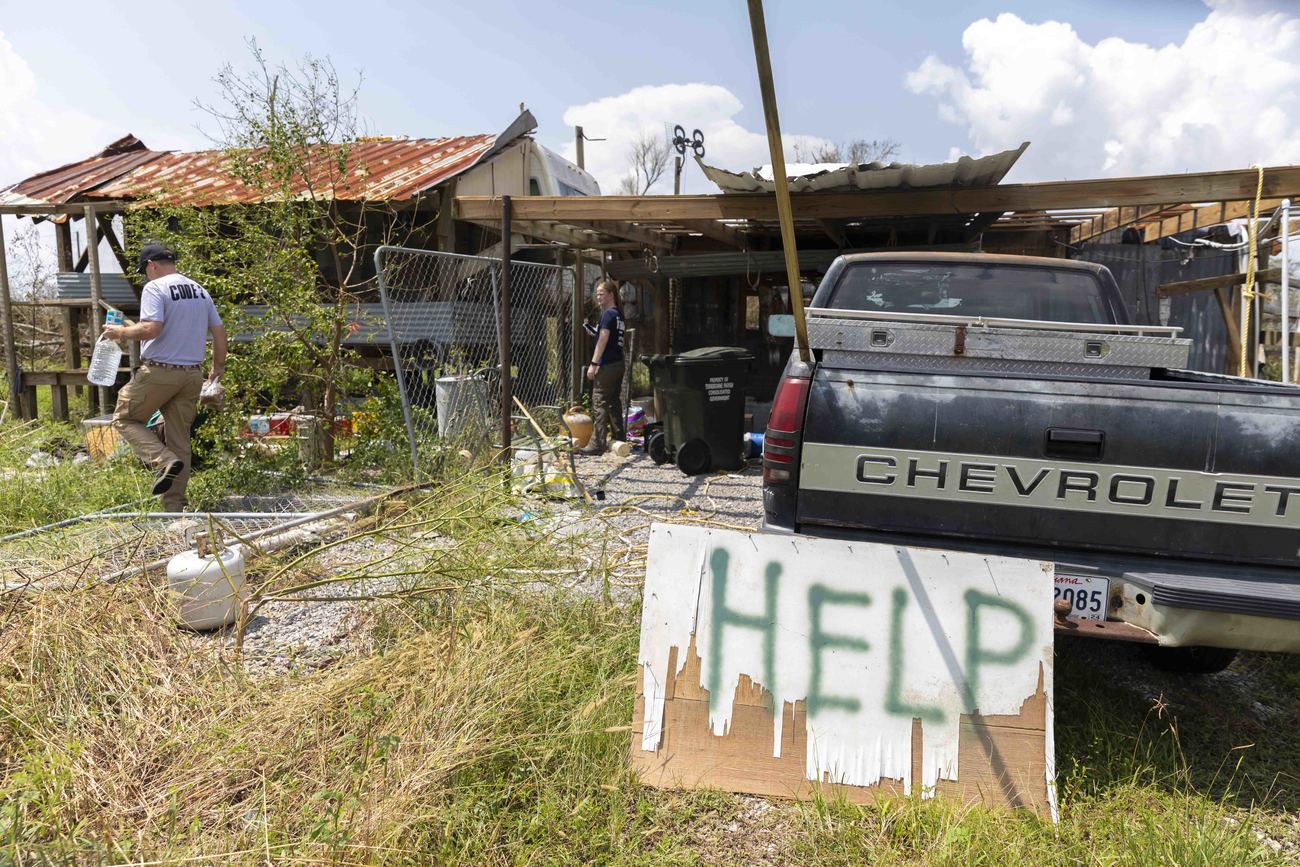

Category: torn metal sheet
[697, 142, 1027, 195]
[633, 524, 1056, 816]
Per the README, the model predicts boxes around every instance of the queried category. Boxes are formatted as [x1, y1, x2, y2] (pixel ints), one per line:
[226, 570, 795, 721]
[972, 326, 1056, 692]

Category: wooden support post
[655, 275, 670, 354]
[436, 180, 457, 253]
[61, 307, 83, 400]
[85, 205, 111, 410]
[747, 0, 810, 364]
[22, 385, 37, 420]
[572, 252, 586, 403]
[97, 214, 141, 303]
[498, 195, 513, 461]
[55, 221, 73, 271]
[0, 217, 22, 415]
[50, 385, 69, 421]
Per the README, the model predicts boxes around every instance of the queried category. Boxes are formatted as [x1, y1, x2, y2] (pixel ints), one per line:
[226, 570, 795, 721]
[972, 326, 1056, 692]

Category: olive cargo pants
[591, 360, 625, 449]
[112, 363, 203, 510]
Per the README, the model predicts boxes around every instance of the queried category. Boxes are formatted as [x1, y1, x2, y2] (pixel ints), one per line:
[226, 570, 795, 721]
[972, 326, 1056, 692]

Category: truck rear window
[827, 263, 1112, 324]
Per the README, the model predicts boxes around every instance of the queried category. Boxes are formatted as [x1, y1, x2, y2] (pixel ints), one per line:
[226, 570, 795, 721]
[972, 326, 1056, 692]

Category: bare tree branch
[792, 138, 902, 166]
[618, 131, 671, 195]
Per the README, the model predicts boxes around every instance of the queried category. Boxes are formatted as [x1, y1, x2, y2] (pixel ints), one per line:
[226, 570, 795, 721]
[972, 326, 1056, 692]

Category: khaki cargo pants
[591, 360, 626, 449]
[112, 363, 203, 511]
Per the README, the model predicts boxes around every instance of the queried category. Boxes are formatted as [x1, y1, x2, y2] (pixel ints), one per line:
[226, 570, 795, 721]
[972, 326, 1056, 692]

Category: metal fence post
[498, 196, 513, 461]
[374, 246, 421, 480]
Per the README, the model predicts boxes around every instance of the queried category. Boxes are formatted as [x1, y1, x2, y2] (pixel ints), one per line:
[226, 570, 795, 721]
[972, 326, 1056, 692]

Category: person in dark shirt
[580, 279, 626, 455]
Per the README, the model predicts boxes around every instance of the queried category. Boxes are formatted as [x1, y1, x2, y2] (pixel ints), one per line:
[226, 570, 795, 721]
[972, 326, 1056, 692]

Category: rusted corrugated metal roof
[90, 134, 498, 206]
[698, 142, 1029, 194]
[2, 110, 538, 209]
[0, 135, 164, 206]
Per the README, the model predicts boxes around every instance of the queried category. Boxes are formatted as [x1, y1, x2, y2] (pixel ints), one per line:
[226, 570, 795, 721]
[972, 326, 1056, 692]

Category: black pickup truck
[763, 252, 1300, 671]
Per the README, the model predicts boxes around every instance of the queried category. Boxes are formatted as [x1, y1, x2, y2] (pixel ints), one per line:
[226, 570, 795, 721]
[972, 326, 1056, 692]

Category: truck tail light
[763, 374, 810, 485]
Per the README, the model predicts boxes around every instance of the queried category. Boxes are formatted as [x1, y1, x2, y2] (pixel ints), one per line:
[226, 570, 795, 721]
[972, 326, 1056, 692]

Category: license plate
[1054, 573, 1109, 621]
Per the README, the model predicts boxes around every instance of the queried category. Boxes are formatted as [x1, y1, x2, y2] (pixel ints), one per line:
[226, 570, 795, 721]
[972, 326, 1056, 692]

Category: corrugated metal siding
[54, 273, 139, 310]
[1075, 244, 1237, 373]
[698, 143, 1028, 194]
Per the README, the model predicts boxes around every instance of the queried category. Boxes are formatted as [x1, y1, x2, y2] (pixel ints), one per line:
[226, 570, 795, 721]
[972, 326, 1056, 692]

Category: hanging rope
[1239, 166, 1265, 377]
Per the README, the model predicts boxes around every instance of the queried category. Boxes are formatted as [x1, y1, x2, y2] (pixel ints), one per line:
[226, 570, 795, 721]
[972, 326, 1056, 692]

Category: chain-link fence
[375, 246, 578, 476]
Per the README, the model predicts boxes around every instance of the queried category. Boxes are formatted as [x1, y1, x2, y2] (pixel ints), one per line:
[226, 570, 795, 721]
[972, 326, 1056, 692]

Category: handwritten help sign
[632, 525, 1057, 817]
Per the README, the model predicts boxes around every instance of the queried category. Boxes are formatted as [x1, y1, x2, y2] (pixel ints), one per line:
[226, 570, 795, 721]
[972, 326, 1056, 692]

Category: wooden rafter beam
[458, 164, 1300, 224]
[575, 220, 674, 251]
[96, 215, 142, 301]
[1070, 204, 1174, 243]
[466, 219, 605, 265]
[675, 219, 748, 249]
[1142, 198, 1286, 243]
[1158, 269, 1282, 298]
[815, 219, 848, 248]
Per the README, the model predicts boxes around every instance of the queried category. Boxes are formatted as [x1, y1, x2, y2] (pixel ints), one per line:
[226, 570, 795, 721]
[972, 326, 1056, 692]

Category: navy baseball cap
[137, 242, 176, 274]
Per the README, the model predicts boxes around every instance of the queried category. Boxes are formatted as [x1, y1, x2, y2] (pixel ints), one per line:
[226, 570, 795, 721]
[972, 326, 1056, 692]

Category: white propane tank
[166, 536, 249, 631]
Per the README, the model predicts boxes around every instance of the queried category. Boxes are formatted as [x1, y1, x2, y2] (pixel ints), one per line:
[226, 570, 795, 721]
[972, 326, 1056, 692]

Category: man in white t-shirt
[103, 242, 227, 511]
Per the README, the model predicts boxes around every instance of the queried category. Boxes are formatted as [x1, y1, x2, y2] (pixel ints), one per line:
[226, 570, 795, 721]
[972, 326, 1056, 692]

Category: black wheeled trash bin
[642, 346, 753, 475]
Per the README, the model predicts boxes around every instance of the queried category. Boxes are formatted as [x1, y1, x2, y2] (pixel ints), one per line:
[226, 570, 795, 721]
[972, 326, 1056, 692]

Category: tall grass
[1, 472, 1295, 864]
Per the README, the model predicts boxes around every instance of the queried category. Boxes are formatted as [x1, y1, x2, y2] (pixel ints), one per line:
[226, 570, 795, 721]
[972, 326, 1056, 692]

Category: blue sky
[1, 0, 1296, 197]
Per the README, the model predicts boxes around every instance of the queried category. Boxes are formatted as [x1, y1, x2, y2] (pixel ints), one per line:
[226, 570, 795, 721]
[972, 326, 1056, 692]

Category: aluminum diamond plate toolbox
[806, 312, 1190, 375]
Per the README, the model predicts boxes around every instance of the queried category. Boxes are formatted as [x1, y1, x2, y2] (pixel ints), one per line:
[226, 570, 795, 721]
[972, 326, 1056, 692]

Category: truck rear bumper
[766, 520, 1300, 653]
[1103, 577, 1300, 653]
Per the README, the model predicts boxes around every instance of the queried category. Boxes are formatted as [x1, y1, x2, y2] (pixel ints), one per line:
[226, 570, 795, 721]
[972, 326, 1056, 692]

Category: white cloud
[560, 83, 828, 194]
[0, 30, 116, 190]
[906, 2, 1300, 180]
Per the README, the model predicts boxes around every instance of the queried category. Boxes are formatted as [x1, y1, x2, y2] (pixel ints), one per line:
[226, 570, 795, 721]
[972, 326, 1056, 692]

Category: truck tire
[1140, 645, 1238, 675]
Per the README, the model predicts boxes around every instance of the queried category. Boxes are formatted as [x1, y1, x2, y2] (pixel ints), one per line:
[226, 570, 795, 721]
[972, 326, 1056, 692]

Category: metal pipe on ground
[9, 482, 437, 591]
[0, 512, 326, 545]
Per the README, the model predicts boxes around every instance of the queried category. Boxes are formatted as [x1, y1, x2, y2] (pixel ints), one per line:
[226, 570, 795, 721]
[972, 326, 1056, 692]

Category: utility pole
[747, 0, 810, 364]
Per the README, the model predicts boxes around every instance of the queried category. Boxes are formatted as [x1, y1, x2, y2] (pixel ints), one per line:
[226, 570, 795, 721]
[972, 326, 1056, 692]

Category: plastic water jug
[87, 310, 124, 387]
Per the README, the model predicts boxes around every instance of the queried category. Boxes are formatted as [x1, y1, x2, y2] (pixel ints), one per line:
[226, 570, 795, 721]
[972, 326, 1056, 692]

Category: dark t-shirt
[596, 307, 625, 365]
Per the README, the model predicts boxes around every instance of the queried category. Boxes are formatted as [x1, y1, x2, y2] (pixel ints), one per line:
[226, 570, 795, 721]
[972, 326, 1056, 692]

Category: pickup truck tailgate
[797, 369, 1300, 568]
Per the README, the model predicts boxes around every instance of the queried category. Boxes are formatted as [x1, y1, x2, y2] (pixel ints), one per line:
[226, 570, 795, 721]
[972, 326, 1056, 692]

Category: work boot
[152, 460, 184, 496]
[578, 443, 606, 456]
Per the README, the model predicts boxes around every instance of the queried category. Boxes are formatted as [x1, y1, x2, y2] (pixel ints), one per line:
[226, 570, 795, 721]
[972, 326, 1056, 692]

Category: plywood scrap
[631, 525, 1056, 817]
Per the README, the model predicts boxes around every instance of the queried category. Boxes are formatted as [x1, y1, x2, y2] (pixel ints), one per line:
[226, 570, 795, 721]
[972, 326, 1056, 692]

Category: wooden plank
[0, 202, 128, 216]
[50, 385, 69, 421]
[1144, 198, 1286, 242]
[580, 220, 674, 251]
[0, 218, 21, 412]
[815, 218, 849, 248]
[676, 219, 747, 249]
[1070, 204, 1171, 243]
[22, 367, 129, 387]
[54, 221, 73, 271]
[459, 164, 1300, 223]
[1216, 287, 1242, 374]
[1158, 269, 1282, 298]
[96, 214, 143, 302]
[633, 526, 1055, 815]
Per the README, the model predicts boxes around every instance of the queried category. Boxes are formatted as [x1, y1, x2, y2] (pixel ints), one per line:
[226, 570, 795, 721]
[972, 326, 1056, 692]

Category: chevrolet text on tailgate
[763, 252, 1300, 672]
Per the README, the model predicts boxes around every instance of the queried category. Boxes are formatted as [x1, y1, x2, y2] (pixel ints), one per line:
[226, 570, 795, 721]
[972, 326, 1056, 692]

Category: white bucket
[166, 544, 249, 631]
[435, 375, 491, 439]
